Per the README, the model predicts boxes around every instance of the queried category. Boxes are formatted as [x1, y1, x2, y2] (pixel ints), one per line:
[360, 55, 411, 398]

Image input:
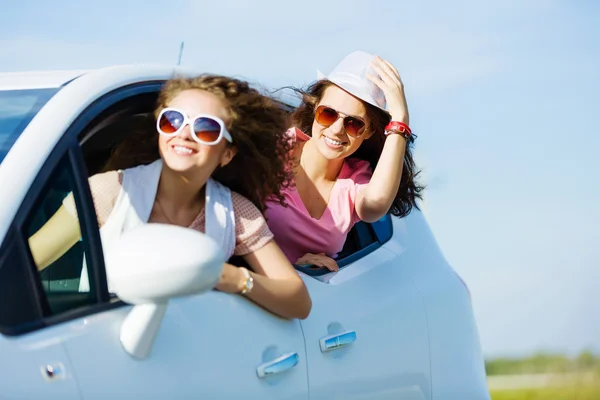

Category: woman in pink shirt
[265, 51, 424, 271]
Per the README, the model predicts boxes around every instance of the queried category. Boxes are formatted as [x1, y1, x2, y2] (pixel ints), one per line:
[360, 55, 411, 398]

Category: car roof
[0, 69, 93, 90]
[0, 67, 300, 106]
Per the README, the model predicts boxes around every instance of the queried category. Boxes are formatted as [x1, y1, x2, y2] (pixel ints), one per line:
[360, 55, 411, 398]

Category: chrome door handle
[256, 352, 299, 378]
[320, 330, 357, 352]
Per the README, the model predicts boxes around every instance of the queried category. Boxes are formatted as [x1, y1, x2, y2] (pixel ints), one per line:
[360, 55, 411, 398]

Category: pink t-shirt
[265, 128, 372, 264]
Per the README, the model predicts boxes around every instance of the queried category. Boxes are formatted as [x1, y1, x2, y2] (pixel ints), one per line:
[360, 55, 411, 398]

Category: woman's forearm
[28, 205, 82, 271]
[228, 241, 312, 320]
[357, 134, 407, 222]
[243, 270, 312, 320]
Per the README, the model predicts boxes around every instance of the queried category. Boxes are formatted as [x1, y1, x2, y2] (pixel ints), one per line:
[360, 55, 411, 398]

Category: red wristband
[384, 121, 412, 135]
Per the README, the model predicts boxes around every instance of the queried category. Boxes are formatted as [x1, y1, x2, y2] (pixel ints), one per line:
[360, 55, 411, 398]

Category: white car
[0, 65, 490, 399]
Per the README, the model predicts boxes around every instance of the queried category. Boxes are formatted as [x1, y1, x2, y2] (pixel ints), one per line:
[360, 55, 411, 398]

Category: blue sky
[1, 0, 598, 358]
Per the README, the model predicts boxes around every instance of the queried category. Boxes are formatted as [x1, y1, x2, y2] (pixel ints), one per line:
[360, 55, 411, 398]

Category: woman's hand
[296, 253, 339, 272]
[367, 56, 409, 124]
[214, 263, 244, 294]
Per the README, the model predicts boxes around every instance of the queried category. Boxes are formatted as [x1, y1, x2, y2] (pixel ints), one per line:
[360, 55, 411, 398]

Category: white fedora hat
[317, 50, 388, 113]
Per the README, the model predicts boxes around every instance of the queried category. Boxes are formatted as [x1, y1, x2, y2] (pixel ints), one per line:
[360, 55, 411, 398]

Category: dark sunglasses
[314, 105, 367, 138]
[156, 107, 232, 145]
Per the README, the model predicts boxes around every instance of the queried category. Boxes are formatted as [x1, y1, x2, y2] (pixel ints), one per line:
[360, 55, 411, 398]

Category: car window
[0, 88, 59, 164]
[24, 156, 95, 315]
[294, 216, 394, 278]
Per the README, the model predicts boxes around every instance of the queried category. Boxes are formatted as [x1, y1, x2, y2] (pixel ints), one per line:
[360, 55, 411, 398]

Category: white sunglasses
[156, 107, 233, 145]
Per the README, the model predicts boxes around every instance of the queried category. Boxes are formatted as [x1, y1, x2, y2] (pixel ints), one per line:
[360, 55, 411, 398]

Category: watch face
[245, 277, 254, 292]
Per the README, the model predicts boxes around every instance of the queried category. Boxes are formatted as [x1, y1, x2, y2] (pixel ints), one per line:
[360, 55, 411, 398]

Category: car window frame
[293, 215, 394, 277]
[0, 81, 164, 336]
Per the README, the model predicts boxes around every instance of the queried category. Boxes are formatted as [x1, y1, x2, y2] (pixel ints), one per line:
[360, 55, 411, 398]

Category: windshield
[0, 88, 59, 164]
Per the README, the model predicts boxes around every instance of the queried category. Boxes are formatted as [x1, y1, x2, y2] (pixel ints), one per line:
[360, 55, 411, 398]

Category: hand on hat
[367, 56, 409, 125]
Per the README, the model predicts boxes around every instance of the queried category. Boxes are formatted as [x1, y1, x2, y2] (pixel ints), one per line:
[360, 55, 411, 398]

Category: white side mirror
[105, 223, 225, 359]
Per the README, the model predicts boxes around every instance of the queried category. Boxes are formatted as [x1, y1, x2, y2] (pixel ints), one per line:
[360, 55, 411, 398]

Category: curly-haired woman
[29, 74, 311, 320]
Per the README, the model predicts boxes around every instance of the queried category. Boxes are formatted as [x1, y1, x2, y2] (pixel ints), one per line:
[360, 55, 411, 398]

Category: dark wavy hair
[290, 80, 424, 218]
[103, 74, 294, 212]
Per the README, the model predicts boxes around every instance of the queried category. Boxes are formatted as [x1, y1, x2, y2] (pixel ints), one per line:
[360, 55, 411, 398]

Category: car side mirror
[105, 223, 225, 359]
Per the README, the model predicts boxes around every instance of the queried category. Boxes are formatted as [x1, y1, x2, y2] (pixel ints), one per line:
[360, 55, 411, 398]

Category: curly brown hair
[103, 74, 294, 212]
[290, 80, 424, 218]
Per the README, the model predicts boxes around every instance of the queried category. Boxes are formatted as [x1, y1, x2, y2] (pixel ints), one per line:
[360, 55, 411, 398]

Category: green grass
[486, 352, 600, 399]
[490, 385, 600, 400]
[489, 371, 600, 400]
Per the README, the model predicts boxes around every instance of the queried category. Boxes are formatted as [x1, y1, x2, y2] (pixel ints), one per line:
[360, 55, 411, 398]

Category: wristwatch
[239, 267, 254, 295]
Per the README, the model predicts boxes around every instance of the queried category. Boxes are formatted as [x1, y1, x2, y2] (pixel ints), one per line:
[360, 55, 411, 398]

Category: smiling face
[157, 89, 236, 175]
[311, 84, 373, 161]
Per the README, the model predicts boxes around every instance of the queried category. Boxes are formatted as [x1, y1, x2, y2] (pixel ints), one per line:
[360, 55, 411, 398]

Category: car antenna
[177, 41, 185, 66]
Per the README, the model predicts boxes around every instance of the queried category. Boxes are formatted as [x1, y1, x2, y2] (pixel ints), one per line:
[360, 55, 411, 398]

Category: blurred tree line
[485, 350, 600, 375]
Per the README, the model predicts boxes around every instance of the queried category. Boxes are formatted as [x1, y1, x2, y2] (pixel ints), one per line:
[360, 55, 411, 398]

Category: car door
[0, 230, 82, 400]
[62, 293, 309, 399]
[0, 86, 81, 399]
[297, 218, 432, 400]
[0, 79, 309, 399]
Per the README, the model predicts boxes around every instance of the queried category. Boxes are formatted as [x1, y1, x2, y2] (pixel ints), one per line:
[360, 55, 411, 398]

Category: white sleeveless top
[79, 159, 236, 292]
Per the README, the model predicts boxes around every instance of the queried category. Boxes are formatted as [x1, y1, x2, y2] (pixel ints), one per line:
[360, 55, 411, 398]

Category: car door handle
[256, 352, 300, 378]
[319, 330, 357, 352]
